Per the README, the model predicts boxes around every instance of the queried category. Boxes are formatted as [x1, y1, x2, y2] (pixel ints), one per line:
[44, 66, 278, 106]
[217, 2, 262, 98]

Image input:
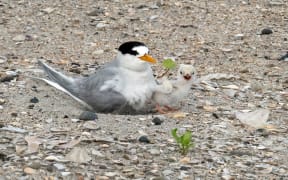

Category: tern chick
[152, 64, 196, 113]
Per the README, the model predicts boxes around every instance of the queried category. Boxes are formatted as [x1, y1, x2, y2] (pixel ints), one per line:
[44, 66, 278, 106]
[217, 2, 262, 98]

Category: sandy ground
[0, 0, 288, 179]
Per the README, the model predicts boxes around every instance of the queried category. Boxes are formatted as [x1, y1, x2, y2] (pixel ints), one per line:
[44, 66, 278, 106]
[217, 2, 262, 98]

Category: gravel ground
[0, 0, 288, 179]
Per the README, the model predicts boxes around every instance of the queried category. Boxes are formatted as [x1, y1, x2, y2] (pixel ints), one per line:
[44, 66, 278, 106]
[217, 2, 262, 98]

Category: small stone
[234, 33, 244, 40]
[96, 23, 107, 28]
[92, 50, 104, 55]
[179, 157, 190, 164]
[30, 97, 39, 103]
[223, 89, 237, 98]
[95, 176, 109, 180]
[23, 167, 37, 174]
[0, 56, 7, 64]
[42, 7, 55, 14]
[152, 117, 163, 125]
[104, 172, 118, 177]
[260, 28, 273, 35]
[0, 99, 5, 105]
[28, 104, 34, 109]
[162, 169, 174, 176]
[79, 111, 98, 121]
[0, 72, 17, 82]
[149, 148, 160, 155]
[180, 166, 191, 171]
[61, 172, 72, 176]
[53, 163, 66, 171]
[87, 8, 104, 16]
[278, 52, 288, 61]
[91, 149, 104, 157]
[138, 135, 150, 143]
[13, 34, 26, 41]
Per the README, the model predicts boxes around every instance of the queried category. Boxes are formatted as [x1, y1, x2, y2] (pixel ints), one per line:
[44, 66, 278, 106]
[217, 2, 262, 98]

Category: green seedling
[158, 58, 177, 78]
[171, 128, 194, 155]
[162, 58, 177, 70]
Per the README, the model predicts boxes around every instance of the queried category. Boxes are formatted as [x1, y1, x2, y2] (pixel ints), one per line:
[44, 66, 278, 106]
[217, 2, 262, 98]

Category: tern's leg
[155, 104, 169, 114]
[164, 105, 179, 112]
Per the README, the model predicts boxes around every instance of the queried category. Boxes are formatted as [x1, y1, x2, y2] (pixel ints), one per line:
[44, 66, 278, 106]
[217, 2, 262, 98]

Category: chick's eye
[180, 71, 183, 75]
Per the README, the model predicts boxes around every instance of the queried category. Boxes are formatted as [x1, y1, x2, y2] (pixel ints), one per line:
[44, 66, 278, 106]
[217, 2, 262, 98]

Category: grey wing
[74, 67, 133, 114]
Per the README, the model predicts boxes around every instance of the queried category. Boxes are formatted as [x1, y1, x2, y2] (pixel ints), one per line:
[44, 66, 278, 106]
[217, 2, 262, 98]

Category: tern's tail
[38, 60, 74, 88]
[38, 60, 76, 93]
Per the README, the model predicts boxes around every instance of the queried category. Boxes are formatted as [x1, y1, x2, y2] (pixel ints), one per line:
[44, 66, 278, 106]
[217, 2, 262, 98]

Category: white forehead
[132, 46, 149, 56]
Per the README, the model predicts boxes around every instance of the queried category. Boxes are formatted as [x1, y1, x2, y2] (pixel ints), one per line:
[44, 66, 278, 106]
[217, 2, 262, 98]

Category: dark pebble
[79, 111, 98, 121]
[138, 135, 150, 143]
[152, 117, 163, 125]
[212, 113, 220, 119]
[180, 166, 191, 171]
[11, 112, 17, 117]
[0, 74, 17, 82]
[278, 52, 288, 61]
[30, 97, 39, 103]
[28, 104, 34, 109]
[260, 28, 273, 35]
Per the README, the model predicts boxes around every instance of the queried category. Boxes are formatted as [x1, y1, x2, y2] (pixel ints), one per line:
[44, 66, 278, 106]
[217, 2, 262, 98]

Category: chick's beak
[139, 54, 157, 64]
[184, 75, 191, 80]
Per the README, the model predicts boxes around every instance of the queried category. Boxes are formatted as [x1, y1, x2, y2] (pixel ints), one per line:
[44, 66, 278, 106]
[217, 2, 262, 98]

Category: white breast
[120, 67, 156, 110]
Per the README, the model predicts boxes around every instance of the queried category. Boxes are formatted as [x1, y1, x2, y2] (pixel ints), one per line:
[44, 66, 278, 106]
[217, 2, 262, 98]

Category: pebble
[96, 23, 107, 29]
[91, 149, 105, 157]
[260, 28, 273, 35]
[87, 8, 104, 16]
[92, 49, 104, 55]
[12, 34, 26, 41]
[41, 7, 55, 14]
[162, 169, 174, 176]
[138, 135, 150, 143]
[149, 148, 160, 155]
[0, 99, 5, 105]
[0, 73, 17, 82]
[223, 89, 237, 98]
[53, 163, 66, 171]
[180, 166, 191, 171]
[1, 125, 27, 133]
[152, 117, 163, 125]
[278, 52, 288, 61]
[23, 167, 37, 174]
[234, 33, 244, 40]
[61, 172, 72, 176]
[104, 172, 118, 177]
[30, 97, 39, 103]
[0, 56, 7, 64]
[79, 111, 98, 120]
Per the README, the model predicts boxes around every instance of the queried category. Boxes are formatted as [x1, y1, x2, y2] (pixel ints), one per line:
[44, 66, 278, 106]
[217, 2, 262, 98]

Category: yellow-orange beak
[139, 54, 157, 64]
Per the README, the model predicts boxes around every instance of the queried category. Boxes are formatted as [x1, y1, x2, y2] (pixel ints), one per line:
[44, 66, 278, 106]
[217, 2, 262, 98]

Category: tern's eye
[180, 71, 183, 75]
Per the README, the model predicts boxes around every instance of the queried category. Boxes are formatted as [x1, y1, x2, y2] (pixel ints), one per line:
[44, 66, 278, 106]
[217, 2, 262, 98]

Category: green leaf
[182, 131, 192, 146]
[171, 128, 180, 143]
[162, 59, 177, 70]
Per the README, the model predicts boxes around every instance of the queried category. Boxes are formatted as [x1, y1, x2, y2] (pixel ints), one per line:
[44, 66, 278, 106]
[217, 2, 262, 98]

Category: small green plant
[158, 59, 177, 78]
[162, 58, 177, 70]
[171, 128, 194, 155]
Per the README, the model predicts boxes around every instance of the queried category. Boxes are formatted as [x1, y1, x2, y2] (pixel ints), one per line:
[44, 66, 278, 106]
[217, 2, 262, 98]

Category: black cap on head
[118, 41, 146, 56]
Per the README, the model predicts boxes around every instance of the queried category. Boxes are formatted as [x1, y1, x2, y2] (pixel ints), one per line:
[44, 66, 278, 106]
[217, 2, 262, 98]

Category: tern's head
[117, 41, 157, 70]
[178, 64, 196, 81]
